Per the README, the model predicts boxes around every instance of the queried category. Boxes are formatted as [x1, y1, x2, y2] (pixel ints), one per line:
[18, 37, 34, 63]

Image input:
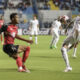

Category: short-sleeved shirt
[52, 20, 61, 31]
[30, 19, 39, 31]
[0, 23, 18, 45]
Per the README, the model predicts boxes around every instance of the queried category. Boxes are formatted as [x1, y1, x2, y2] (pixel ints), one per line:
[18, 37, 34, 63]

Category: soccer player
[0, 15, 4, 45]
[61, 16, 80, 72]
[69, 42, 78, 58]
[0, 13, 33, 72]
[65, 17, 80, 58]
[50, 17, 64, 49]
[29, 15, 39, 44]
[60, 15, 69, 24]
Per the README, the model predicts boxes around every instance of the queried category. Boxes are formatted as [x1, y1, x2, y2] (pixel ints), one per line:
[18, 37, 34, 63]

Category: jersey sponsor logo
[11, 32, 16, 38]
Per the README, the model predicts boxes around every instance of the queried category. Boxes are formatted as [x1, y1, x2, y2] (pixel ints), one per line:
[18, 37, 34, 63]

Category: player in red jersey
[0, 13, 33, 73]
[0, 15, 4, 45]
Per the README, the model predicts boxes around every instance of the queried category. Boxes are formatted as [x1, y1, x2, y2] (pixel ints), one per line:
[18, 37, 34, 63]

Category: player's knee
[12, 56, 18, 59]
[61, 47, 67, 53]
[26, 46, 30, 51]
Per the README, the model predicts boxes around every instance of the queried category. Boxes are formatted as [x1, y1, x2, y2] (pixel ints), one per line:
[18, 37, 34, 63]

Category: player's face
[33, 16, 37, 20]
[14, 15, 19, 24]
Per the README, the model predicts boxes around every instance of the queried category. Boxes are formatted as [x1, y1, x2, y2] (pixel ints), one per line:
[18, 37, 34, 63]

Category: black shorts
[3, 44, 19, 57]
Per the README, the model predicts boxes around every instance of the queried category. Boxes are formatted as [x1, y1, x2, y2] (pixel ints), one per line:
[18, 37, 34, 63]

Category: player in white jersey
[61, 16, 80, 72]
[61, 15, 69, 22]
[29, 15, 39, 44]
[50, 17, 64, 49]
[65, 16, 80, 58]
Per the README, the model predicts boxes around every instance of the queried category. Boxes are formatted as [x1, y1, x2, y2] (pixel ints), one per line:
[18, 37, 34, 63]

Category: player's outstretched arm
[15, 34, 33, 44]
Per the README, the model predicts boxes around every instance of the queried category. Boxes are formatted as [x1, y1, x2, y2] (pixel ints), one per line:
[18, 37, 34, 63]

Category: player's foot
[72, 55, 77, 58]
[25, 69, 31, 73]
[35, 42, 38, 45]
[64, 67, 72, 72]
[50, 46, 53, 49]
[22, 65, 31, 73]
[22, 65, 26, 70]
[18, 69, 25, 72]
[53, 45, 57, 49]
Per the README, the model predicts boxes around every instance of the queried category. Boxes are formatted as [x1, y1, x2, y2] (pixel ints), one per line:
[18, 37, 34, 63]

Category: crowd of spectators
[37, 0, 80, 14]
[53, 0, 80, 11]
[0, 0, 34, 29]
[0, 0, 33, 13]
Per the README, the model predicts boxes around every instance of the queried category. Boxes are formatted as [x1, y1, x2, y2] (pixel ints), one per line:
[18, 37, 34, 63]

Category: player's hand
[27, 40, 33, 44]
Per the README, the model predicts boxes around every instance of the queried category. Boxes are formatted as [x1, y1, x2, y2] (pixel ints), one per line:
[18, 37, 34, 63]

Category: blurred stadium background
[0, 0, 80, 35]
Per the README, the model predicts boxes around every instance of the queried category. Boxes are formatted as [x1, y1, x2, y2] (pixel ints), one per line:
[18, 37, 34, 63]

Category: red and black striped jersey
[0, 23, 18, 45]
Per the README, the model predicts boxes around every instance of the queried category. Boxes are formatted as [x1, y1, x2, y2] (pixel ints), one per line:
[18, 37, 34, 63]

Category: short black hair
[10, 13, 18, 20]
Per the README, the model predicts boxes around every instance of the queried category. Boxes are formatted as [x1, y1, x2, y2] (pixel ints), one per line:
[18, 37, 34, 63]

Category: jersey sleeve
[0, 25, 8, 34]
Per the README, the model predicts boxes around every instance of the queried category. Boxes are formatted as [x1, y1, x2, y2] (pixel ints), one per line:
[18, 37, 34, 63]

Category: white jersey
[52, 20, 61, 32]
[65, 16, 80, 44]
[73, 17, 80, 41]
[73, 16, 80, 32]
[30, 19, 39, 31]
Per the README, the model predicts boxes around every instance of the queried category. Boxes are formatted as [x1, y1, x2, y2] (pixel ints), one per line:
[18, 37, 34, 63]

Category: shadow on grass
[0, 68, 17, 72]
[31, 56, 62, 59]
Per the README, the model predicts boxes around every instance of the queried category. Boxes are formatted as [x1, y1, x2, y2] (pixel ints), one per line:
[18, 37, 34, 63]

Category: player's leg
[29, 30, 33, 40]
[34, 30, 38, 44]
[12, 54, 25, 72]
[53, 31, 59, 48]
[72, 42, 78, 58]
[3, 44, 25, 72]
[50, 31, 56, 49]
[50, 36, 55, 49]
[9, 45, 30, 72]
[18, 45, 30, 72]
[61, 44, 72, 72]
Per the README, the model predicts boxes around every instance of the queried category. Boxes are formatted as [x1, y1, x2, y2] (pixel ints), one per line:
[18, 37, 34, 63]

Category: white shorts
[52, 30, 59, 38]
[63, 35, 77, 47]
[30, 30, 38, 35]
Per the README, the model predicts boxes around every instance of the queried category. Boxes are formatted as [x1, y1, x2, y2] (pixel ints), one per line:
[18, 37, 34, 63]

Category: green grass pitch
[0, 35, 80, 80]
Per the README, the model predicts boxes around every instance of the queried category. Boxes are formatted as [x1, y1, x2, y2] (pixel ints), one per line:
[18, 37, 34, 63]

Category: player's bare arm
[15, 34, 33, 44]
[59, 26, 62, 30]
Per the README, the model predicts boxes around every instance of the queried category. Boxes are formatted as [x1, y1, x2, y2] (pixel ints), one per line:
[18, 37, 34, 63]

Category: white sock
[35, 37, 37, 44]
[53, 37, 59, 47]
[30, 37, 32, 40]
[50, 37, 55, 47]
[73, 48, 77, 56]
[61, 47, 70, 68]
[18, 67, 23, 70]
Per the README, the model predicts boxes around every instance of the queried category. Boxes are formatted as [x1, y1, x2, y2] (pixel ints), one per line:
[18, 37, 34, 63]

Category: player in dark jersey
[0, 13, 33, 73]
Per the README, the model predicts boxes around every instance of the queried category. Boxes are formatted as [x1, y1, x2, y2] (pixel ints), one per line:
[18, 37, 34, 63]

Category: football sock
[50, 37, 55, 47]
[16, 57, 23, 68]
[35, 37, 37, 44]
[73, 48, 77, 56]
[61, 47, 70, 67]
[54, 37, 59, 47]
[22, 46, 30, 63]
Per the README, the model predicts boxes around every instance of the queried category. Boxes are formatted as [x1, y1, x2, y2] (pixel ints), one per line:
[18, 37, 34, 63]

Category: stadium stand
[0, 0, 34, 29]
[0, 0, 80, 29]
